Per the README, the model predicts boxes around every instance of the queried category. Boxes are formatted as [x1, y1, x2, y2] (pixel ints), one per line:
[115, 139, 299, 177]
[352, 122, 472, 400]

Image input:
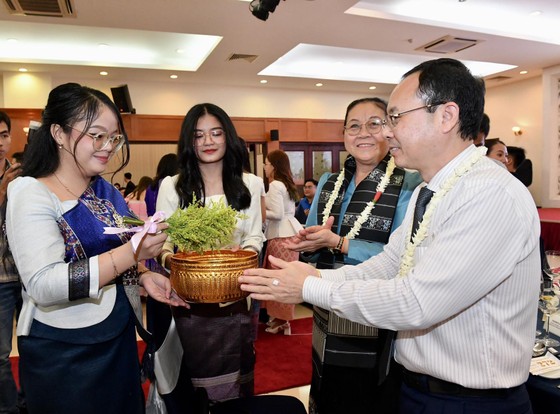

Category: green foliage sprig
[166, 195, 246, 254]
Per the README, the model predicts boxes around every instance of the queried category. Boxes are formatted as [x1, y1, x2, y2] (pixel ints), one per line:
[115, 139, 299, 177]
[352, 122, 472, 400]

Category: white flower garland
[321, 157, 396, 240]
[398, 147, 487, 277]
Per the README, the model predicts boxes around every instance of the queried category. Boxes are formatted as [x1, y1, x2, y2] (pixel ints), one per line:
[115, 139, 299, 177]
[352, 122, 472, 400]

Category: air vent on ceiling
[2, 0, 76, 17]
[487, 75, 512, 82]
[416, 35, 481, 54]
[228, 54, 258, 63]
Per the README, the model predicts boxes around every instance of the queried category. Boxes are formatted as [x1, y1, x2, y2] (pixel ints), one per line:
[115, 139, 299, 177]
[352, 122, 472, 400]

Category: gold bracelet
[108, 250, 119, 279]
[138, 268, 150, 277]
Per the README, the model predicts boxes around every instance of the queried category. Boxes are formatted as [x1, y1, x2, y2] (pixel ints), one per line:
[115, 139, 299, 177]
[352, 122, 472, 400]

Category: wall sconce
[512, 126, 523, 136]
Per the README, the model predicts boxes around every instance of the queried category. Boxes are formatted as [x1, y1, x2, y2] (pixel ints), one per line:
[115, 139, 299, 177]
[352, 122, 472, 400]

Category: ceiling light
[176, 49, 184, 54]
[98, 43, 110, 50]
[250, 0, 281, 21]
[369, 86, 376, 90]
[7, 38, 18, 44]
[529, 11, 542, 17]
[260, 79, 268, 84]
[315, 83, 323, 87]
[170, 74, 178, 79]
[520, 70, 528, 75]
[346, 2, 559, 45]
[512, 126, 523, 136]
[0, 21, 222, 72]
[260, 44, 516, 84]
[18, 68, 28, 72]
[100, 71, 108, 76]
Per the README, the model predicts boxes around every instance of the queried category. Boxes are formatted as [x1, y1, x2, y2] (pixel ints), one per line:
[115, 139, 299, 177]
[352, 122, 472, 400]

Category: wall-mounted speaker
[110, 85, 135, 114]
[270, 129, 279, 141]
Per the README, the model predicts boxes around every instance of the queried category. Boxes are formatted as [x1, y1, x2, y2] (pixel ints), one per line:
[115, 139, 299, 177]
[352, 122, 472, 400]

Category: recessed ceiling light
[18, 68, 28, 72]
[1, 21, 222, 73]
[369, 86, 376, 90]
[315, 83, 323, 87]
[176, 49, 184, 54]
[99, 71, 108, 76]
[98, 43, 110, 50]
[520, 70, 528, 75]
[7, 38, 18, 44]
[170, 74, 178, 79]
[260, 79, 268, 84]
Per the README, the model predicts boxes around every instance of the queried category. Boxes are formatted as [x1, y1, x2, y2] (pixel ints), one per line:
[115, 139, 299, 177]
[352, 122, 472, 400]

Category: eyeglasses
[385, 102, 446, 128]
[66, 125, 124, 152]
[344, 117, 385, 136]
[194, 128, 225, 145]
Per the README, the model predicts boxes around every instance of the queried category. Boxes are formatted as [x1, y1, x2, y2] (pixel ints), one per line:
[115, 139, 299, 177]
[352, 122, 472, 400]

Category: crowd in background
[0, 57, 544, 414]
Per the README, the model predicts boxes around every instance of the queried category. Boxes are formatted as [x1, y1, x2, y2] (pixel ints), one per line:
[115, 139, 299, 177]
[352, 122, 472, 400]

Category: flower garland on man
[241, 58, 541, 414]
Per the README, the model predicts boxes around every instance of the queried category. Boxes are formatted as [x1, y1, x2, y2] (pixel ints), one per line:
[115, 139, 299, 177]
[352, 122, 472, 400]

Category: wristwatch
[328, 236, 345, 255]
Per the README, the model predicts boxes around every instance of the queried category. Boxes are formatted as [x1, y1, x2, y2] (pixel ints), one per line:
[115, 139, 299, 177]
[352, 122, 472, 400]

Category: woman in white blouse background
[262, 150, 303, 334]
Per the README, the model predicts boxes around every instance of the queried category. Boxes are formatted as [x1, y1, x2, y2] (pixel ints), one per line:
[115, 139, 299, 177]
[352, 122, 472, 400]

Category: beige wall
[484, 76, 542, 205]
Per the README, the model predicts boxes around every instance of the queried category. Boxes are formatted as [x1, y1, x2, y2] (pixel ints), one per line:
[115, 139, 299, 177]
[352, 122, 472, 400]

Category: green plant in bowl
[165, 196, 245, 254]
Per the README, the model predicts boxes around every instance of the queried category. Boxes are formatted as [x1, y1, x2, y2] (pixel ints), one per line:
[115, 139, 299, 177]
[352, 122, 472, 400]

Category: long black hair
[266, 150, 299, 202]
[150, 153, 178, 190]
[22, 82, 130, 179]
[175, 103, 251, 211]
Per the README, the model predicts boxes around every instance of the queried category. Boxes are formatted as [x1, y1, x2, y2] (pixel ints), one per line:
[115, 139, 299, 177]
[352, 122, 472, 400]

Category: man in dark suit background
[123, 172, 136, 197]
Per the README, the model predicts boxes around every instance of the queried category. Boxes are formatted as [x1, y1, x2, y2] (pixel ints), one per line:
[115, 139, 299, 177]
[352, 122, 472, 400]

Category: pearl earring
[57, 142, 63, 148]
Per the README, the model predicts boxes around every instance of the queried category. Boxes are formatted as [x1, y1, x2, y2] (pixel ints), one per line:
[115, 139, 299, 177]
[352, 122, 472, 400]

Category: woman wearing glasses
[5, 83, 186, 414]
[288, 97, 421, 414]
[156, 103, 264, 406]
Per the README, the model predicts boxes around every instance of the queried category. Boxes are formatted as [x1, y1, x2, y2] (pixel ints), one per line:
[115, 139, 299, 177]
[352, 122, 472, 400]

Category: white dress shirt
[264, 180, 302, 239]
[303, 145, 541, 389]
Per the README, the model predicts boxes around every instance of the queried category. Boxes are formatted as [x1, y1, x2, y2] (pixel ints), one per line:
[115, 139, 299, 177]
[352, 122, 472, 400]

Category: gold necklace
[53, 173, 83, 199]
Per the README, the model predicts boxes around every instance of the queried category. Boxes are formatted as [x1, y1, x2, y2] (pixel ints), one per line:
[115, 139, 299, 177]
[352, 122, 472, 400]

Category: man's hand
[239, 255, 320, 303]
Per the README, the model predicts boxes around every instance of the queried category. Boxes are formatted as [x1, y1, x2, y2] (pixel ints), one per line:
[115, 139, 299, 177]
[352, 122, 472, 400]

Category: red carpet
[9, 317, 313, 397]
[254, 317, 313, 394]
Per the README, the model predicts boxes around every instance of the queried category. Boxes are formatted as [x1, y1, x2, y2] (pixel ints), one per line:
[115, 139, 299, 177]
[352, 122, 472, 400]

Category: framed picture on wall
[285, 150, 305, 185]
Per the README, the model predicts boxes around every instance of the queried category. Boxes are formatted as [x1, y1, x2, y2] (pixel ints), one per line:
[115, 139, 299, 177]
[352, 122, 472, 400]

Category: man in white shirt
[240, 58, 540, 413]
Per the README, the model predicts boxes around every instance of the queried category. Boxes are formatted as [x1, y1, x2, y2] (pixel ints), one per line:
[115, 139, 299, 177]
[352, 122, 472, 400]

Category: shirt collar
[426, 144, 477, 192]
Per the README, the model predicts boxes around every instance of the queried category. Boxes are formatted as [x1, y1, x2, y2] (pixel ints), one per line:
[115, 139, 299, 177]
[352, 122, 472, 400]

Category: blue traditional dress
[14, 177, 145, 414]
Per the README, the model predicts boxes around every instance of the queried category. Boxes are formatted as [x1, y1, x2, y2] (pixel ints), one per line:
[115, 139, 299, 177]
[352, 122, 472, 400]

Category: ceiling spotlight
[250, 0, 281, 21]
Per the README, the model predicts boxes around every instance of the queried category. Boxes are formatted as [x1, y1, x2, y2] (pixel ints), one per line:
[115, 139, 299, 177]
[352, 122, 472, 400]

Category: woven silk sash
[316, 154, 405, 269]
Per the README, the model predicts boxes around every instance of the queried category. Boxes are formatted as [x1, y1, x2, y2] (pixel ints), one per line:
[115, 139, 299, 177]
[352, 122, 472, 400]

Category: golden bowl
[170, 249, 259, 303]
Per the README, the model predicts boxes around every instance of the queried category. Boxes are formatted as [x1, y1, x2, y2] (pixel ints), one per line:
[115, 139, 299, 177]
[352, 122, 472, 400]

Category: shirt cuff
[90, 257, 100, 298]
[318, 268, 346, 282]
[303, 275, 333, 309]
